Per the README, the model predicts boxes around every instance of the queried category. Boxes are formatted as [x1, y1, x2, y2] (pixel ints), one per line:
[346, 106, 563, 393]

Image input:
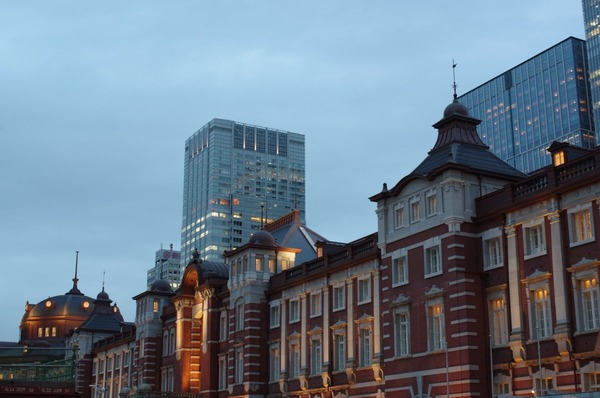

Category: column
[505, 225, 525, 362]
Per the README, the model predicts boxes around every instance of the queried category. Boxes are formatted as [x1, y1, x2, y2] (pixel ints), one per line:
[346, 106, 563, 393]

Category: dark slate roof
[265, 210, 326, 264]
[77, 289, 124, 333]
[370, 97, 526, 201]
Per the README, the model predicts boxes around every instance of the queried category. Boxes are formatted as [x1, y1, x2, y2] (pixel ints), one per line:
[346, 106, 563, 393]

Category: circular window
[82, 300, 90, 310]
[45, 300, 53, 309]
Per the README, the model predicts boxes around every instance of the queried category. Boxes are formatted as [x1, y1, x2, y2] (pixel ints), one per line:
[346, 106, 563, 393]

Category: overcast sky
[0, 1, 585, 341]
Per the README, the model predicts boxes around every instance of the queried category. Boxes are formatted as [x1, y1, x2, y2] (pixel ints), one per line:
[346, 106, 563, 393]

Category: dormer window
[553, 151, 565, 166]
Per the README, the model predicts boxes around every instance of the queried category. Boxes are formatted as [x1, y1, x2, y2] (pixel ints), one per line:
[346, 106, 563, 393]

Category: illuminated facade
[459, 37, 595, 173]
[181, 118, 305, 264]
[583, 0, 600, 135]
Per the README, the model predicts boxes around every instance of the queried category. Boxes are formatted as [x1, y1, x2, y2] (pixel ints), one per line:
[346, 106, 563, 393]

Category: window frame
[289, 298, 300, 324]
[427, 297, 445, 352]
[393, 305, 410, 357]
[392, 254, 408, 286]
[393, 202, 405, 229]
[523, 220, 546, 259]
[568, 204, 595, 247]
[424, 244, 442, 277]
[488, 292, 508, 346]
[426, 190, 438, 217]
[357, 276, 371, 304]
[310, 291, 322, 318]
[332, 284, 346, 311]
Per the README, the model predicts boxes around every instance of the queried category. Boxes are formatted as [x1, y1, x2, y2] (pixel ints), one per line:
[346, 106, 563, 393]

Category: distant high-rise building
[583, 0, 600, 135]
[146, 246, 181, 289]
[459, 37, 595, 173]
[181, 118, 305, 263]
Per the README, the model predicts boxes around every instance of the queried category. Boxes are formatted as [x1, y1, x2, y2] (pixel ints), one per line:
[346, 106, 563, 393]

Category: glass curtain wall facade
[459, 37, 595, 174]
[583, 0, 600, 135]
[181, 118, 305, 263]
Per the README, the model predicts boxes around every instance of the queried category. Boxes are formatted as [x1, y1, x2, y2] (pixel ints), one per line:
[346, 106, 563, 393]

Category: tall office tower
[459, 37, 595, 173]
[146, 245, 182, 289]
[583, 0, 600, 135]
[181, 118, 305, 263]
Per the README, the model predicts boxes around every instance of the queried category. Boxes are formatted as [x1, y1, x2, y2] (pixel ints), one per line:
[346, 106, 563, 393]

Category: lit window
[153, 299, 160, 313]
[51, 327, 57, 337]
[392, 256, 408, 286]
[310, 337, 322, 375]
[489, 297, 508, 345]
[281, 259, 289, 270]
[580, 277, 600, 331]
[553, 151, 565, 166]
[333, 285, 345, 311]
[289, 299, 299, 323]
[255, 256, 263, 272]
[532, 288, 552, 339]
[310, 292, 322, 317]
[524, 223, 545, 257]
[268, 257, 276, 273]
[37, 327, 43, 338]
[393, 308, 410, 357]
[425, 246, 441, 276]
[270, 303, 280, 328]
[428, 302, 445, 351]
[45, 327, 50, 337]
[357, 277, 371, 304]
[570, 207, 594, 245]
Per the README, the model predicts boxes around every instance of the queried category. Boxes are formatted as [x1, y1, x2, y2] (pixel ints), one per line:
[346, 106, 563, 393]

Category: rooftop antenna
[102, 270, 106, 292]
[452, 59, 458, 100]
[260, 204, 264, 229]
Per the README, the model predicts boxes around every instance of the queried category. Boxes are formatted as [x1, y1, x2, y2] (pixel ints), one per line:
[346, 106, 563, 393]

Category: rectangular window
[410, 200, 421, 223]
[581, 277, 600, 331]
[425, 246, 441, 276]
[269, 345, 280, 381]
[51, 327, 57, 337]
[394, 205, 405, 229]
[255, 256, 263, 272]
[220, 311, 228, 340]
[153, 299, 159, 313]
[484, 237, 503, 269]
[310, 338, 322, 375]
[392, 256, 408, 286]
[426, 193, 437, 217]
[310, 292, 322, 317]
[163, 331, 169, 356]
[45, 327, 50, 337]
[235, 346, 243, 384]
[533, 288, 551, 339]
[38, 327, 43, 338]
[235, 301, 244, 331]
[333, 333, 346, 371]
[357, 277, 371, 304]
[393, 309, 410, 357]
[270, 303, 280, 328]
[289, 299, 299, 323]
[289, 342, 300, 378]
[524, 224, 545, 256]
[490, 297, 508, 345]
[169, 329, 175, 354]
[358, 328, 372, 367]
[585, 372, 600, 391]
[333, 285, 345, 311]
[428, 303, 445, 351]
[570, 208, 594, 244]
[268, 257, 276, 273]
[218, 356, 227, 390]
[281, 259, 289, 270]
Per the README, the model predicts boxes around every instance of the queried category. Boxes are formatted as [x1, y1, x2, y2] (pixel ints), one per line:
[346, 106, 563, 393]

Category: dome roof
[96, 289, 110, 301]
[150, 279, 173, 293]
[26, 293, 94, 319]
[443, 98, 469, 118]
[248, 230, 277, 247]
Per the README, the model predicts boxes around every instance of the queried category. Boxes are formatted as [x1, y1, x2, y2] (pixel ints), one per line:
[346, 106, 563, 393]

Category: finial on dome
[452, 60, 458, 101]
[67, 251, 83, 295]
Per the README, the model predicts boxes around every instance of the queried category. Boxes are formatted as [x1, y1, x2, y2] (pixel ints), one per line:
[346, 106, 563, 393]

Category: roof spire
[452, 60, 458, 100]
[66, 251, 83, 295]
[102, 270, 106, 292]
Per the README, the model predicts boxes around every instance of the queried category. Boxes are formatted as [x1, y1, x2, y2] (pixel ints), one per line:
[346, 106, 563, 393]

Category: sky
[0, 1, 585, 341]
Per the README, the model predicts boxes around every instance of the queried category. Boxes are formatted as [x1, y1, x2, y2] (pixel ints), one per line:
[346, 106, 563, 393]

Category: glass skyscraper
[583, 0, 600, 134]
[459, 37, 595, 173]
[181, 118, 305, 263]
